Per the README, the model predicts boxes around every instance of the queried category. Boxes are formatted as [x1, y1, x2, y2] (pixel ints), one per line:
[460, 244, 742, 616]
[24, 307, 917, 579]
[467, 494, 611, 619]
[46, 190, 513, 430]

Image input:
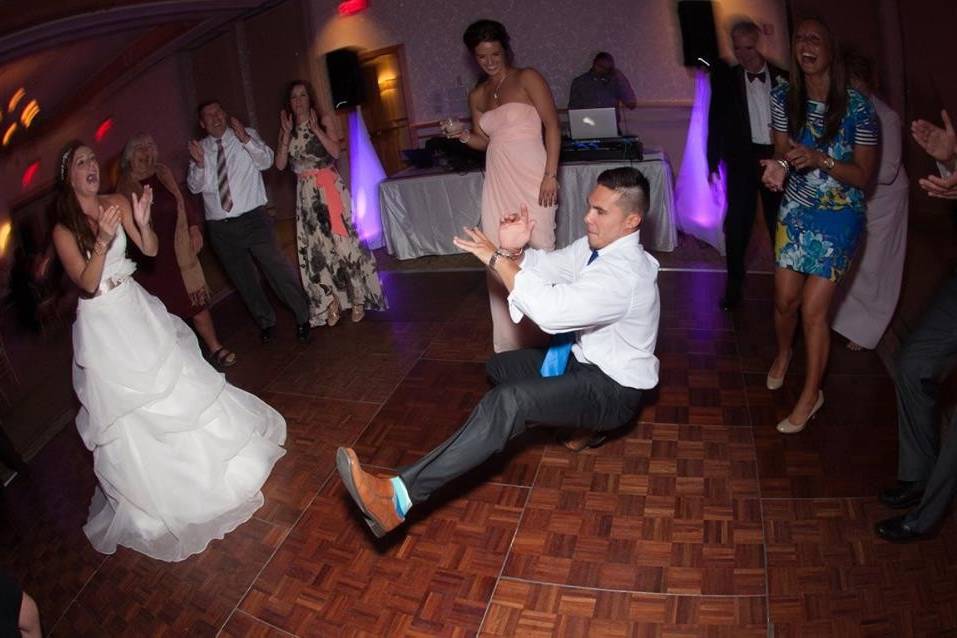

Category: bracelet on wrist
[495, 247, 524, 260]
[93, 238, 108, 256]
[776, 159, 790, 175]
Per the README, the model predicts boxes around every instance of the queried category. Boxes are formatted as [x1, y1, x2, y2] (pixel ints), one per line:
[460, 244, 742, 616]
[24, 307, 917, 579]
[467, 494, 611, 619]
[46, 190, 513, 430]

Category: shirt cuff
[507, 269, 537, 324]
[938, 160, 954, 179]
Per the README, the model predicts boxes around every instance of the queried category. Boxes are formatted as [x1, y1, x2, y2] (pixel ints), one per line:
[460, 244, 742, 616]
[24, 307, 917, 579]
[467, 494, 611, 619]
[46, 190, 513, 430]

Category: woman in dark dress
[117, 133, 236, 368]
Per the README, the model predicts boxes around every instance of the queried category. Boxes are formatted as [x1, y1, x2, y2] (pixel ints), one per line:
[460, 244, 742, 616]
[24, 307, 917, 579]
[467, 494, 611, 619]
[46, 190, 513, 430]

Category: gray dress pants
[895, 270, 957, 532]
[398, 348, 643, 504]
[206, 206, 309, 329]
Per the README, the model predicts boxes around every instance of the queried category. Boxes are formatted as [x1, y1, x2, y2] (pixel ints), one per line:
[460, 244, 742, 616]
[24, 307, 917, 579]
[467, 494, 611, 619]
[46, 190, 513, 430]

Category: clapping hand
[131, 185, 153, 228]
[96, 204, 122, 241]
[785, 138, 823, 171]
[912, 110, 956, 163]
[308, 108, 321, 135]
[759, 159, 787, 192]
[279, 110, 293, 138]
[229, 116, 251, 143]
[919, 170, 957, 199]
[499, 204, 534, 250]
[188, 140, 204, 167]
[452, 226, 497, 265]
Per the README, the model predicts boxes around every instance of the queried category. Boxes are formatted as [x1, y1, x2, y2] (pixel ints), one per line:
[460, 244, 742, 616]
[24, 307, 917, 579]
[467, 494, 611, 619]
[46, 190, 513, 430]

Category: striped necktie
[216, 139, 233, 212]
[539, 250, 599, 377]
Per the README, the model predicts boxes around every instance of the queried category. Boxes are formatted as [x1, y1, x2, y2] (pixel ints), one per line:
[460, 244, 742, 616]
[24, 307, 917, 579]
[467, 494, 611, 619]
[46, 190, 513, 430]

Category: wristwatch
[821, 155, 835, 171]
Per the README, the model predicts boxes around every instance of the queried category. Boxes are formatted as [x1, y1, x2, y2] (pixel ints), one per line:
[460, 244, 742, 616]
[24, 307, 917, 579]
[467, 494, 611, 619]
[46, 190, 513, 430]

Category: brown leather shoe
[561, 429, 608, 452]
[336, 447, 404, 537]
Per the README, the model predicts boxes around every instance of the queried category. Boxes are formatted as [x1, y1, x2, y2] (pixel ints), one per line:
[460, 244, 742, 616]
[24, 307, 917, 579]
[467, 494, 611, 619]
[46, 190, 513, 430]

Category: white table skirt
[379, 153, 677, 259]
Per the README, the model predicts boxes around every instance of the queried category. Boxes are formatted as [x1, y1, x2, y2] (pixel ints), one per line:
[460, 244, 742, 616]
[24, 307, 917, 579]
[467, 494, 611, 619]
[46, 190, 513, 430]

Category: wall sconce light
[338, 0, 369, 16]
[94, 117, 114, 143]
[20, 100, 39, 127]
[21, 160, 40, 190]
[2, 123, 16, 147]
[7, 88, 25, 114]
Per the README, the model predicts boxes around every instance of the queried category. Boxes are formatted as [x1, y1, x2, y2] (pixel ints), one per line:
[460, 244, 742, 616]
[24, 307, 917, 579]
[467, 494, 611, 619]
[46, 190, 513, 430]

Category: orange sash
[300, 167, 348, 236]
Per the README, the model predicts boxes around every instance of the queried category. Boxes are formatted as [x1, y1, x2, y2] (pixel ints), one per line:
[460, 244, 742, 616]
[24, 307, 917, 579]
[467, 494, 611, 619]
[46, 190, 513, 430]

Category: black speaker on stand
[326, 48, 366, 109]
[677, 1, 719, 68]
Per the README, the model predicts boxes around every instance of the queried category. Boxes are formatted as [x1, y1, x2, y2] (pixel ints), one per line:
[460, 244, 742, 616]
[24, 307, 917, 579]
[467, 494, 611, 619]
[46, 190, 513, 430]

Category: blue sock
[390, 476, 412, 517]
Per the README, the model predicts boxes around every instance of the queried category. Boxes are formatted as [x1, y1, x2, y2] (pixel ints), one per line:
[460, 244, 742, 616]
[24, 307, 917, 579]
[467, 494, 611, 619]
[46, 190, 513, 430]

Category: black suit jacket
[707, 60, 788, 174]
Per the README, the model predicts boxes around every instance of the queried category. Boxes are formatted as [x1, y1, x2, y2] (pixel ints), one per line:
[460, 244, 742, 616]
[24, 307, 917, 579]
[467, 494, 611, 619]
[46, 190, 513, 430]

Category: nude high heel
[776, 391, 824, 434]
[766, 350, 793, 390]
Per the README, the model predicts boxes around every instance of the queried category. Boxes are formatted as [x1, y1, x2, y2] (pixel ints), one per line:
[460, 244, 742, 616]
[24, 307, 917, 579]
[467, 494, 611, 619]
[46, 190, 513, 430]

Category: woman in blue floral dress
[760, 17, 878, 434]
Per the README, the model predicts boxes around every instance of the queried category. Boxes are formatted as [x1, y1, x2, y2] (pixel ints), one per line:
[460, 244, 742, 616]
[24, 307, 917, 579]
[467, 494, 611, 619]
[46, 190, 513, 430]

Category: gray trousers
[896, 270, 957, 532]
[398, 348, 643, 504]
[206, 207, 308, 329]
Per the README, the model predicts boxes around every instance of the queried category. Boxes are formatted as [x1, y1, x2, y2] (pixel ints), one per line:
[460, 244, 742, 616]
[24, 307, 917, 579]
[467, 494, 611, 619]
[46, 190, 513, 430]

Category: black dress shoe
[878, 481, 925, 509]
[875, 515, 926, 543]
[296, 323, 311, 343]
[260, 325, 275, 344]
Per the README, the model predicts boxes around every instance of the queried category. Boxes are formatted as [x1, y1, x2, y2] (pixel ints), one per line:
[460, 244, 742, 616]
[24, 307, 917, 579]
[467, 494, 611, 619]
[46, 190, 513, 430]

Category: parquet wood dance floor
[2, 269, 955, 637]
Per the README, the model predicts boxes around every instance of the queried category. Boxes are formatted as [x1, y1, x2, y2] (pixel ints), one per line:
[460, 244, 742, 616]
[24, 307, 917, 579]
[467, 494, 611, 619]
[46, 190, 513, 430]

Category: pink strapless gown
[479, 102, 557, 352]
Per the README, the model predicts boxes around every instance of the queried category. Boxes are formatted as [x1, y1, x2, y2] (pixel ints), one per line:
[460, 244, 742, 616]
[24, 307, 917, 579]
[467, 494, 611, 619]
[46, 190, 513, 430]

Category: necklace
[492, 71, 512, 101]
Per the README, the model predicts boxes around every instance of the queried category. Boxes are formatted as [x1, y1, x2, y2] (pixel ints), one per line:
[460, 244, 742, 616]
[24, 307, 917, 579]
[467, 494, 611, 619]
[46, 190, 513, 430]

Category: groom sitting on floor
[337, 166, 661, 537]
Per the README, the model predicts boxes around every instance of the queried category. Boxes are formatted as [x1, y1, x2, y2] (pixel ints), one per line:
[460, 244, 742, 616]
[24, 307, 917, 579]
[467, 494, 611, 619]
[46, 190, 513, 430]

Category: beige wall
[305, 0, 788, 169]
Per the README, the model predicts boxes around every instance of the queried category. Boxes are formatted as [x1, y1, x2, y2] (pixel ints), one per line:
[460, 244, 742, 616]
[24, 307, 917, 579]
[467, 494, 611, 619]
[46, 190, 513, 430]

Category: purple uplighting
[674, 69, 727, 255]
[348, 106, 386, 249]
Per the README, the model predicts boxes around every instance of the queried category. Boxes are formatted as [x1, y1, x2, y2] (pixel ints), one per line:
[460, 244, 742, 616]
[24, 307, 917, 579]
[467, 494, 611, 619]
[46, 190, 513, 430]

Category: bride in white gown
[51, 141, 286, 562]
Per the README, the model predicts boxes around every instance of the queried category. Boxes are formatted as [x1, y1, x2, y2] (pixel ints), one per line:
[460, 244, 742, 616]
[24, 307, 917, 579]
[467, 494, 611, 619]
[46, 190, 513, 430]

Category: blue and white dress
[770, 84, 879, 281]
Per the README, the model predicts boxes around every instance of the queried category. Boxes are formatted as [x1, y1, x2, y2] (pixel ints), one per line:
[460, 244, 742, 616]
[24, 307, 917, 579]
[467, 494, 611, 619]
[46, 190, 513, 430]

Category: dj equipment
[568, 107, 619, 140]
[560, 136, 643, 163]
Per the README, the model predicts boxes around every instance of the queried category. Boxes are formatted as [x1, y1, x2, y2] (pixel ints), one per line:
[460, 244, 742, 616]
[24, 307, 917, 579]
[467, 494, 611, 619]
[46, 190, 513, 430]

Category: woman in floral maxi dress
[275, 81, 386, 326]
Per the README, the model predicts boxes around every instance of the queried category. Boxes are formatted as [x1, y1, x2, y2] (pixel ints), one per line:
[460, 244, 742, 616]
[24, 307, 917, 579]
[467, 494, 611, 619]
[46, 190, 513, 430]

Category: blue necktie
[539, 250, 599, 377]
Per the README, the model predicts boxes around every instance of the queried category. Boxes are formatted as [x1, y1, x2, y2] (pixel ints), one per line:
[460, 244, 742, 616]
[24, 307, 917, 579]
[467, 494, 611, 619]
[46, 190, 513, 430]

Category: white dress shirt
[508, 232, 660, 390]
[187, 128, 274, 220]
[745, 64, 772, 145]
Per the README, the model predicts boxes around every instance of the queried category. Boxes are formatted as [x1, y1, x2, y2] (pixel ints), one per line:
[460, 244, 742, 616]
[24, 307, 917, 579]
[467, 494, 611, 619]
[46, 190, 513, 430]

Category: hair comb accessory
[58, 151, 71, 183]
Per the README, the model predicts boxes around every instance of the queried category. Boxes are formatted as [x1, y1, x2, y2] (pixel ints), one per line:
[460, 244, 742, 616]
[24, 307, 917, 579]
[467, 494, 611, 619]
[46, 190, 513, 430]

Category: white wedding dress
[72, 226, 286, 562]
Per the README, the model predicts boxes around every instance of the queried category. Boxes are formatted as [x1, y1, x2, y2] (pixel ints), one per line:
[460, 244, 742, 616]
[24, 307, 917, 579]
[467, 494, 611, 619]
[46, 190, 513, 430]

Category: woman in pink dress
[448, 19, 560, 352]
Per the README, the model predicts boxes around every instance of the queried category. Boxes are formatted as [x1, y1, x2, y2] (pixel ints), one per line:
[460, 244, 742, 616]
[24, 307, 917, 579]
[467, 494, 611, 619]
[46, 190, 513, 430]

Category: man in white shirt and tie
[187, 100, 310, 343]
[336, 167, 660, 537]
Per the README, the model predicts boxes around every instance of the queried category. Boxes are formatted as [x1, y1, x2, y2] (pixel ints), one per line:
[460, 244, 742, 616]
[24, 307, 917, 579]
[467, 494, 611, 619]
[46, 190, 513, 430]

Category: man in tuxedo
[707, 20, 787, 310]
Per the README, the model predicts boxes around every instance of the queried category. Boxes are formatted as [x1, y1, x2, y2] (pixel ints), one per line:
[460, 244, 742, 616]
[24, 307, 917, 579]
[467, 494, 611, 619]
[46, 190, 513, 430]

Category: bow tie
[747, 71, 767, 83]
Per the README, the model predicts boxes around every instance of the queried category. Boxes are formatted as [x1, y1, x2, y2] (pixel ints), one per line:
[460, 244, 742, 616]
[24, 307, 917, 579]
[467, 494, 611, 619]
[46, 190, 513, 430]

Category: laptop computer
[568, 107, 619, 140]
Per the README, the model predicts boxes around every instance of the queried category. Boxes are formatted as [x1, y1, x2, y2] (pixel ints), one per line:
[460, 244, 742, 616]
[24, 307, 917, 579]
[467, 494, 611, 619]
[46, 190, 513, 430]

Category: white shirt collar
[593, 230, 641, 260]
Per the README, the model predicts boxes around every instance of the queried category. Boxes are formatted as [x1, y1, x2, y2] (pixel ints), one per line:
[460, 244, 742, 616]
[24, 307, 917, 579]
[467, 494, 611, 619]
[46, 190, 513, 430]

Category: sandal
[326, 298, 341, 327]
[212, 347, 238, 369]
[351, 305, 365, 323]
